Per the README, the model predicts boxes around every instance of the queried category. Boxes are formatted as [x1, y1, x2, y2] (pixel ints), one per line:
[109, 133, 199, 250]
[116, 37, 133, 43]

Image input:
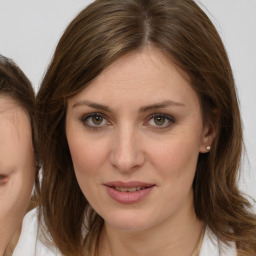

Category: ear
[199, 110, 218, 153]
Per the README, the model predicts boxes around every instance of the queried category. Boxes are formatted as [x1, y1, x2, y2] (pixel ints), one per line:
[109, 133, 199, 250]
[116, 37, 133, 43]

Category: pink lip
[104, 181, 155, 204]
[104, 181, 154, 188]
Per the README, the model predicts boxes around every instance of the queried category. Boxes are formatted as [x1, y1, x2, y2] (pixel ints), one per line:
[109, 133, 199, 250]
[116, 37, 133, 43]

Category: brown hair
[0, 55, 39, 255]
[37, 0, 256, 255]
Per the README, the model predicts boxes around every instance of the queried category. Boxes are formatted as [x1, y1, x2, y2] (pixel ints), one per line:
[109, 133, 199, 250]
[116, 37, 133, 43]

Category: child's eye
[0, 175, 8, 186]
[81, 113, 109, 128]
[147, 113, 175, 128]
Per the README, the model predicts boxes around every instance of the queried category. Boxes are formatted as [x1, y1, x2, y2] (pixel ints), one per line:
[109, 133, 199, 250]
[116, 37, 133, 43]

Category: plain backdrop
[0, 0, 255, 208]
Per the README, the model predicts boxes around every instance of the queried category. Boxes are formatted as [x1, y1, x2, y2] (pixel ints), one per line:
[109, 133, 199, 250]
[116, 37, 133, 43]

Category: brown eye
[147, 113, 175, 128]
[81, 113, 109, 128]
[154, 116, 166, 126]
[92, 115, 104, 125]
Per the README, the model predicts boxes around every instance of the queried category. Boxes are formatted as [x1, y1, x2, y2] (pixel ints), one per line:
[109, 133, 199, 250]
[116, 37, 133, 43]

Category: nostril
[110, 148, 145, 171]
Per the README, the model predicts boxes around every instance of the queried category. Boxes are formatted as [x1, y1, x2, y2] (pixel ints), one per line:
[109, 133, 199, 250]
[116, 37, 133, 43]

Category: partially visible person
[0, 54, 38, 256]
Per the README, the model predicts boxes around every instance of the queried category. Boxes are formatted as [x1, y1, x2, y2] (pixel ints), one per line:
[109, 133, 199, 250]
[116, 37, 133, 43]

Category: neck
[0, 220, 21, 256]
[0, 228, 10, 256]
[99, 198, 204, 256]
[0, 234, 8, 256]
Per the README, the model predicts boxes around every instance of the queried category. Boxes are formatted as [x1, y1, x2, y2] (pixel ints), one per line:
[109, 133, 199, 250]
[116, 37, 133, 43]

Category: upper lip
[104, 181, 155, 188]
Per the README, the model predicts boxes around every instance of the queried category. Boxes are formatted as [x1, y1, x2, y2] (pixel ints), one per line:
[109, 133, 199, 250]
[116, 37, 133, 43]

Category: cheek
[0, 117, 34, 173]
[0, 171, 34, 215]
[67, 134, 110, 210]
[0, 134, 35, 221]
[147, 129, 202, 187]
[143, 135, 201, 219]
[67, 131, 110, 191]
[69, 138, 107, 172]
[154, 140, 199, 171]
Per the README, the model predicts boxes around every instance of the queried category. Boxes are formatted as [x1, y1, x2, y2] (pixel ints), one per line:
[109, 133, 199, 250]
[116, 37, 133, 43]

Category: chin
[102, 210, 156, 232]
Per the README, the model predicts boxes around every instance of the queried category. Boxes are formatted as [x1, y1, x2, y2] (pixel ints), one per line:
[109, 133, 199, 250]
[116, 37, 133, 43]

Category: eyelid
[150, 113, 175, 122]
[80, 112, 106, 121]
[80, 112, 175, 130]
[80, 112, 111, 129]
[145, 113, 176, 128]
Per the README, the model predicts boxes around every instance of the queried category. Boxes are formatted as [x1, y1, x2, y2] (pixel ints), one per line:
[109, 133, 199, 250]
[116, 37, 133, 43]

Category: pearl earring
[206, 146, 211, 151]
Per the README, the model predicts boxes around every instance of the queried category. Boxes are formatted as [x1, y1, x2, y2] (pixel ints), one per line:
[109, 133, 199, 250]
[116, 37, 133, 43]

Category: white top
[13, 209, 237, 256]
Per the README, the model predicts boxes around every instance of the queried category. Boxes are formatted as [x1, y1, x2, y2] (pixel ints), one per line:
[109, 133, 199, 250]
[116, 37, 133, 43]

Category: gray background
[0, 0, 255, 208]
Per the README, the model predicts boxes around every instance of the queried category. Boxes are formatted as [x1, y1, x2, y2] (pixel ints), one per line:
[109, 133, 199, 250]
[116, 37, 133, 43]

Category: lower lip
[105, 186, 154, 204]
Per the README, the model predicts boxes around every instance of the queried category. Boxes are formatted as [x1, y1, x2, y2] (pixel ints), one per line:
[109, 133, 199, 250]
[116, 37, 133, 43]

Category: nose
[110, 125, 145, 173]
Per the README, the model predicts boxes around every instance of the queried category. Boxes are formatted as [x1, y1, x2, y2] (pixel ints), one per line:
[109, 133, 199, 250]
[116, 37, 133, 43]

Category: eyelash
[80, 113, 110, 129]
[80, 112, 175, 130]
[0, 175, 8, 186]
[146, 113, 175, 129]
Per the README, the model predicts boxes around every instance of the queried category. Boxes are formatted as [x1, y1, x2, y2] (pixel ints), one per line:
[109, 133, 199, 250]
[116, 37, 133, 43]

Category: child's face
[0, 95, 35, 249]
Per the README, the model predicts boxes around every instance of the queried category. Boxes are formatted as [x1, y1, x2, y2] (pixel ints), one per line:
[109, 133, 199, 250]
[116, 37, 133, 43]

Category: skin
[66, 47, 216, 256]
[0, 96, 35, 256]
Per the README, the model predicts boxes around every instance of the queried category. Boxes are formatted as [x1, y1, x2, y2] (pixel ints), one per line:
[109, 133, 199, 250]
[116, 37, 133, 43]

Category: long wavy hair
[36, 0, 256, 255]
[0, 54, 39, 255]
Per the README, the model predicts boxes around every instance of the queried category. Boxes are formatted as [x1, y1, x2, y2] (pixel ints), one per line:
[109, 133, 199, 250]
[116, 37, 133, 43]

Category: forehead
[68, 47, 199, 110]
[0, 94, 17, 109]
[0, 95, 30, 129]
[0, 95, 20, 114]
[96, 47, 189, 87]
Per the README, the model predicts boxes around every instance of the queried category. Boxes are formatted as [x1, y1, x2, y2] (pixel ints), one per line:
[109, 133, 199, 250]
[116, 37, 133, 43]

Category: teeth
[114, 186, 145, 192]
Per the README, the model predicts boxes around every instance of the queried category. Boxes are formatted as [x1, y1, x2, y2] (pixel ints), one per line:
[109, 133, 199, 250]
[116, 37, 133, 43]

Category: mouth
[113, 186, 153, 192]
[104, 181, 155, 204]
[104, 181, 155, 191]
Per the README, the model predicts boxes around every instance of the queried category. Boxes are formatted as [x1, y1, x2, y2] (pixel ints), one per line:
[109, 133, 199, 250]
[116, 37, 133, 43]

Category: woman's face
[0, 96, 35, 240]
[66, 47, 213, 232]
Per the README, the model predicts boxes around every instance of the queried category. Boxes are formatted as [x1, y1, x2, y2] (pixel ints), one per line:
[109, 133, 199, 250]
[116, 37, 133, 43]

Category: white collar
[199, 226, 237, 256]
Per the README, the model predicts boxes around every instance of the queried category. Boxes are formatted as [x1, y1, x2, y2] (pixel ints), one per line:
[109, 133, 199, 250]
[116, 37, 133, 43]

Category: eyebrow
[139, 100, 185, 112]
[72, 100, 185, 112]
[72, 101, 111, 112]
